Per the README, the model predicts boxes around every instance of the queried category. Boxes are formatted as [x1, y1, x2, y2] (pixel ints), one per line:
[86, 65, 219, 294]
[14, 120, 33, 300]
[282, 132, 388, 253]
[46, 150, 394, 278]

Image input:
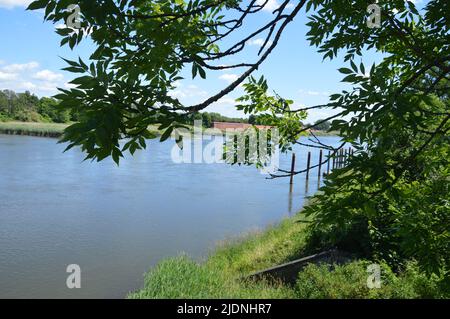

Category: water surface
[0, 134, 342, 298]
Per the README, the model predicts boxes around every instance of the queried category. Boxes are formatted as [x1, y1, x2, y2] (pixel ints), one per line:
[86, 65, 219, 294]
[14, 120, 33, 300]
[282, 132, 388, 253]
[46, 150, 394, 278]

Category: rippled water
[0, 134, 342, 298]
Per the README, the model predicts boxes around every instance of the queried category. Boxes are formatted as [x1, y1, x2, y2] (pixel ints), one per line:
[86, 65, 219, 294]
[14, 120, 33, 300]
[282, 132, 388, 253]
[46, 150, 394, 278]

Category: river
[0, 134, 342, 298]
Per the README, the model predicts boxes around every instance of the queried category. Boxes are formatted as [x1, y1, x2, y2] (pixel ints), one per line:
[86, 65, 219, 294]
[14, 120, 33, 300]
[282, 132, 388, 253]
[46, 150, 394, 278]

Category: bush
[295, 260, 448, 299]
[0, 113, 12, 122]
[129, 211, 449, 299]
[14, 110, 44, 122]
[129, 257, 448, 299]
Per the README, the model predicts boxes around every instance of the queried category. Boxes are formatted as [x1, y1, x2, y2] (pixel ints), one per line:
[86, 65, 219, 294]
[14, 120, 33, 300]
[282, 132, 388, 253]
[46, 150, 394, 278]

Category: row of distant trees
[189, 112, 248, 128]
[187, 113, 331, 130]
[0, 89, 332, 130]
[0, 90, 78, 123]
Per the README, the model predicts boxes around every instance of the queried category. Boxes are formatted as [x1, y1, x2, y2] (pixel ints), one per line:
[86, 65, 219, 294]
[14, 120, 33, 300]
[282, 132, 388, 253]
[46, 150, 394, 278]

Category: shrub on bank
[295, 260, 447, 299]
[129, 256, 447, 299]
[129, 213, 448, 299]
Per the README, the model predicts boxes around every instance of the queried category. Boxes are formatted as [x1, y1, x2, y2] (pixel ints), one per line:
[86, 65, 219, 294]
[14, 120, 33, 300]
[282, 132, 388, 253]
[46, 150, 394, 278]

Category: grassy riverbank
[0, 121, 162, 138]
[0, 121, 68, 137]
[0, 121, 340, 139]
[311, 130, 340, 136]
[128, 212, 447, 299]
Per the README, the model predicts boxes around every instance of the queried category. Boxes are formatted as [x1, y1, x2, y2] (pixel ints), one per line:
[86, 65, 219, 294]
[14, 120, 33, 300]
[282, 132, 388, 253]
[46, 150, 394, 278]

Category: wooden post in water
[339, 149, 344, 168]
[289, 153, 296, 185]
[336, 149, 340, 168]
[344, 149, 348, 166]
[306, 151, 311, 180]
[318, 149, 323, 179]
[332, 151, 336, 170]
[327, 151, 331, 175]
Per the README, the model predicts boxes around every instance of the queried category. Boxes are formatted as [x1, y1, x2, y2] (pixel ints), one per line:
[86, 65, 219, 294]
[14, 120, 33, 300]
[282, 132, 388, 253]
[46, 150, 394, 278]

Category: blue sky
[0, 0, 422, 123]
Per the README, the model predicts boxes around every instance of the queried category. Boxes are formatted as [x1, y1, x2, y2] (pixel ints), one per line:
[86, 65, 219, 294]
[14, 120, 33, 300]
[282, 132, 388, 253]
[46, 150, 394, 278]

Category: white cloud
[31, 82, 62, 95]
[64, 82, 77, 89]
[33, 69, 64, 82]
[0, 71, 18, 81]
[219, 73, 239, 84]
[0, 0, 32, 9]
[16, 81, 37, 90]
[256, 0, 280, 12]
[247, 38, 273, 47]
[169, 83, 208, 99]
[255, 0, 296, 12]
[2, 61, 39, 73]
[0, 60, 67, 96]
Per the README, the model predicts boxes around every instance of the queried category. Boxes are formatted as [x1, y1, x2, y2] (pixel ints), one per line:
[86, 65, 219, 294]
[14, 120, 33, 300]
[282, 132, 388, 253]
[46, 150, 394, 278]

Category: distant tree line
[0, 89, 331, 132]
[0, 90, 77, 123]
[188, 112, 247, 128]
[311, 120, 331, 131]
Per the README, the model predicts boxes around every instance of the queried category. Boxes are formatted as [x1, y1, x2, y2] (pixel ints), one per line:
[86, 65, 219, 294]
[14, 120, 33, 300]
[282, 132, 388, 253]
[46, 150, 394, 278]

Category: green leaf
[192, 64, 198, 79]
[198, 66, 206, 79]
[62, 66, 85, 73]
[160, 126, 174, 142]
[350, 60, 358, 73]
[26, 0, 48, 10]
[338, 68, 353, 74]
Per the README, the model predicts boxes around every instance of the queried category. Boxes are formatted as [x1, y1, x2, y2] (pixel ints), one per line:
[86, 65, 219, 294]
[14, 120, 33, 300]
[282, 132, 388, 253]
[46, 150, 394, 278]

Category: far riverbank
[0, 121, 339, 139]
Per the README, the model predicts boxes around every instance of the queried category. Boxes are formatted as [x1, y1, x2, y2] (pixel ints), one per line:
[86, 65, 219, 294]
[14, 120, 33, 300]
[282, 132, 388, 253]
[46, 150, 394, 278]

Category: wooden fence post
[327, 151, 331, 175]
[289, 153, 296, 185]
[332, 151, 336, 170]
[318, 149, 323, 179]
[306, 151, 311, 180]
[338, 150, 341, 168]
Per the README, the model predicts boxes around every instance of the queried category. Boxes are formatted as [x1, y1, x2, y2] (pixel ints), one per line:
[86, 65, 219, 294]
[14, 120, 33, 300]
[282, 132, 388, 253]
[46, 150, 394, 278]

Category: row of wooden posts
[289, 147, 354, 185]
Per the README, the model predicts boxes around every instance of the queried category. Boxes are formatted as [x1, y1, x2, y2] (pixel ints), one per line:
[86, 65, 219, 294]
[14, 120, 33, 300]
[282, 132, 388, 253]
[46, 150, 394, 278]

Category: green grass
[128, 256, 295, 299]
[0, 121, 68, 137]
[128, 215, 308, 299]
[129, 212, 448, 299]
[0, 121, 161, 139]
[310, 130, 341, 136]
[205, 216, 310, 276]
